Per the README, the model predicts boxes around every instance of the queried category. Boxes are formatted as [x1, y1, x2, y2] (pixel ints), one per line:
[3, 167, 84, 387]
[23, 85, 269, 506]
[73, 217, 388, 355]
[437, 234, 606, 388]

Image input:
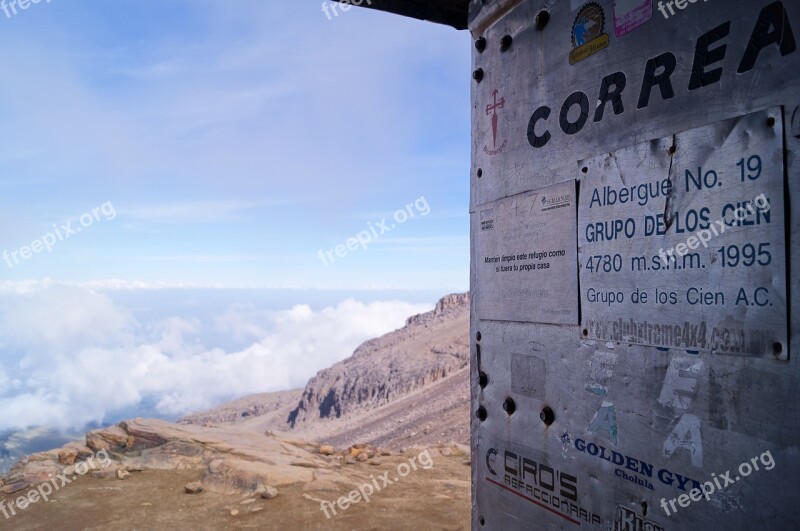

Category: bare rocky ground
[1, 419, 470, 530]
[2, 466, 469, 531]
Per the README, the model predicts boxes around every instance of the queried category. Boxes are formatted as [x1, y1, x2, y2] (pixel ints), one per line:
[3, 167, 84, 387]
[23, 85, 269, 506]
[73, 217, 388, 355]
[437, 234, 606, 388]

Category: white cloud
[0, 282, 431, 432]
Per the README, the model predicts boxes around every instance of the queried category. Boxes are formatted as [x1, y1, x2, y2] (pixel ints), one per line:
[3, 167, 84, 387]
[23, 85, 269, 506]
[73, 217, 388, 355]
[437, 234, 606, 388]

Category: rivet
[473, 68, 484, 82]
[475, 37, 487, 53]
[479, 371, 489, 388]
[500, 35, 513, 51]
[476, 331, 482, 342]
[503, 397, 516, 415]
[476, 406, 488, 421]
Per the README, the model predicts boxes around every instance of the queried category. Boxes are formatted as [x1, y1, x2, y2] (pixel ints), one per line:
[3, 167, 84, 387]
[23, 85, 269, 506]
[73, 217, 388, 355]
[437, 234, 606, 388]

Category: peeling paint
[588, 401, 619, 444]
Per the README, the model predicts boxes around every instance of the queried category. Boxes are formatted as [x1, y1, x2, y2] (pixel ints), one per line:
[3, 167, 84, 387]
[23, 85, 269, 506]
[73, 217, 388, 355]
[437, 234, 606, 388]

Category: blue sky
[0, 0, 470, 290]
[0, 1, 470, 447]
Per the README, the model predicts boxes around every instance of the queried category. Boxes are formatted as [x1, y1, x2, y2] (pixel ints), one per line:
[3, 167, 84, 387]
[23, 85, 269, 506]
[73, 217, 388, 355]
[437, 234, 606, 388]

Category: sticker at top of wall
[612, 0, 653, 37]
[569, 2, 610, 65]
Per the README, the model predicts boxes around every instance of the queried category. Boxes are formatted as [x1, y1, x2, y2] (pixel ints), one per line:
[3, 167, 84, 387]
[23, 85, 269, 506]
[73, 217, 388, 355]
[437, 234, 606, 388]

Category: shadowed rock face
[287, 293, 469, 428]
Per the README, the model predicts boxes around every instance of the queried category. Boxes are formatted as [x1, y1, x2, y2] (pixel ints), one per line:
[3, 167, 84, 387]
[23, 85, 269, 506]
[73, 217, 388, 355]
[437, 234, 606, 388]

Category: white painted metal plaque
[579, 108, 787, 357]
[477, 180, 578, 324]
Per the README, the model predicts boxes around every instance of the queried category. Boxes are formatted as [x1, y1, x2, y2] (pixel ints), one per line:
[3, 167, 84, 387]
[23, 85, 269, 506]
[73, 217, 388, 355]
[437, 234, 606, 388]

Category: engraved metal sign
[476, 179, 578, 324]
[579, 108, 787, 357]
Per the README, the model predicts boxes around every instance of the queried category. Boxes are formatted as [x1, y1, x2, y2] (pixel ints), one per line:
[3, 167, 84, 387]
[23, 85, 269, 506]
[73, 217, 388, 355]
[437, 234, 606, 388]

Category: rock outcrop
[2, 418, 327, 496]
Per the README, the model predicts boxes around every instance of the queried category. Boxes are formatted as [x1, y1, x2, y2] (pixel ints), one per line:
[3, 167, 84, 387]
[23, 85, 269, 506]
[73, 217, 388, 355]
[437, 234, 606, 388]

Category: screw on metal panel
[500, 35, 513, 51]
[540, 406, 555, 425]
[476, 331, 482, 342]
[535, 10, 550, 30]
[669, 145, 677, 155]
[479, 516, 485, 526]
[773, 342, 783, 355]
[477, 168, 483, 178]
[475, 37, 487, 53]
[581, 166, 588, 174]
[473, 68, 484, 82]
[503, 397, 516, 415]
[476, 406, 488, 421]
[767, 116, 776, 127]
[479, 371, 489, 388]
[582, 329, 589, 336]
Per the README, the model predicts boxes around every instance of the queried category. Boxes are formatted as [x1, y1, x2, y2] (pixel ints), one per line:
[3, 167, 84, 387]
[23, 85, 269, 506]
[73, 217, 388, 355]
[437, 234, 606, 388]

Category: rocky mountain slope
[180, 389, 303, 427]
[287, 292, 469, 428]
[180, 293, 470, 448]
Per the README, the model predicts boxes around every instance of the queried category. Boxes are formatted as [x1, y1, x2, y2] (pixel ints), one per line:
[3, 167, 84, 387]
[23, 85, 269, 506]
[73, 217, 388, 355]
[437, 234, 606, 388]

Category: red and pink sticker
[612, 0, 653, 37]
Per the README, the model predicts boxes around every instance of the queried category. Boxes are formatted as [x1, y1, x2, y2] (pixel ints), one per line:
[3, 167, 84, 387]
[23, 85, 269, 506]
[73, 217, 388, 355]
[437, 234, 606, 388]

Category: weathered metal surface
[476, 180, 578, 325]
[470, 0, 799, 530]
[470, 0, 800, 209]
[579, 109, 787, 357]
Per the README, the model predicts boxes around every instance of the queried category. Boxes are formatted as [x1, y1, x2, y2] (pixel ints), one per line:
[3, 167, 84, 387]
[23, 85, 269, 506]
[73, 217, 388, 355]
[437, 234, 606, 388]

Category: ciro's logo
[486, 448, 498, 475]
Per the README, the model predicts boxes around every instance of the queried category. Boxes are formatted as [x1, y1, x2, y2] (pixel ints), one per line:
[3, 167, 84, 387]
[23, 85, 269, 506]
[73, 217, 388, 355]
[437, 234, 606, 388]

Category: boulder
[319, 445, 335, 456]
[185, 481, 204, 494]
[259, 485, 279, 499]
[58, 449, 78, 466]
[86, 425, 130, 452]
[202, 457, 313, 495]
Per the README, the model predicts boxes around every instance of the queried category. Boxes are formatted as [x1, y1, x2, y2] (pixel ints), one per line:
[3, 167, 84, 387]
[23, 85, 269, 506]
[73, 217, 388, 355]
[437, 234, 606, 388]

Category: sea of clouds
[0, 280, 433, 434]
